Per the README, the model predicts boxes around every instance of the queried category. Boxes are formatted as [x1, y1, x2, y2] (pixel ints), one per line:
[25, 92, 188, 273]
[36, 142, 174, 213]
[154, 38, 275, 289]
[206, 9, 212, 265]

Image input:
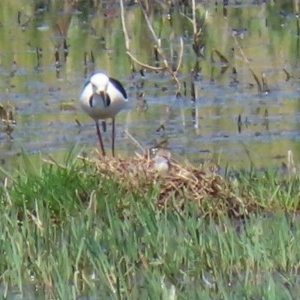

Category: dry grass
[80, 150, 249, 218]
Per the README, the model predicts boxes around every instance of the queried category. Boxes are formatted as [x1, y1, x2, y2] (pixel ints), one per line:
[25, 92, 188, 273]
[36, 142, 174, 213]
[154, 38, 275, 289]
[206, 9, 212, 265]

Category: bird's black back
[109, 77, 127, 99]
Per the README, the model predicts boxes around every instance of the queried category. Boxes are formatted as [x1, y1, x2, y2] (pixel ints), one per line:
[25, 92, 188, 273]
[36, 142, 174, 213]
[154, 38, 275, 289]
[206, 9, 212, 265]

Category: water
[0, 0, 299, 172]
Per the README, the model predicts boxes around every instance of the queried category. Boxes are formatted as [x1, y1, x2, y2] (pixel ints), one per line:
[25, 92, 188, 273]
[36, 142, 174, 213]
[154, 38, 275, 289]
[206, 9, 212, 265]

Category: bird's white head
[90, 73, 109, 95]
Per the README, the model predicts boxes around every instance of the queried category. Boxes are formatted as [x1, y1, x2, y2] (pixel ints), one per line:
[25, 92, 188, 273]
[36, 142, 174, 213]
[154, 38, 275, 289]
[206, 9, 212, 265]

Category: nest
[82, 150, 248, 218]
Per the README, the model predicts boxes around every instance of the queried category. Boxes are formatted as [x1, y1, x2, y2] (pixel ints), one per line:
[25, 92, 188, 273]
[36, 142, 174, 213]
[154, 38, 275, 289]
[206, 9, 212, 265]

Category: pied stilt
[80, 72, 128, 156]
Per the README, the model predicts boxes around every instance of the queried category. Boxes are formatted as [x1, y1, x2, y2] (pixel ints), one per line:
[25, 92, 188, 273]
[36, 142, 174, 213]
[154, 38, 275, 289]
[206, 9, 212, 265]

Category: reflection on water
[0, 0, 299, 171]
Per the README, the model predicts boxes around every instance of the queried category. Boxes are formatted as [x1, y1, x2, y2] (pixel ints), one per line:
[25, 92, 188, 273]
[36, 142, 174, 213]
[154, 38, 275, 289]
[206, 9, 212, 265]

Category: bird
[80, 72, 128, 157]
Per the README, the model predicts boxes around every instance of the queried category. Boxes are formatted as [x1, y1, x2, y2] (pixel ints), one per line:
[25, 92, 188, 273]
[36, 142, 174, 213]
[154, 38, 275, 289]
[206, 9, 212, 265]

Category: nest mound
[85, 151, 248, 218]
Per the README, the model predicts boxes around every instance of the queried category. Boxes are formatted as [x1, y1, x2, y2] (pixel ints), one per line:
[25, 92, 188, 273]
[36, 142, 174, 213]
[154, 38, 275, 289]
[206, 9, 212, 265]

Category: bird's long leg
[112, 118, 115, 157]
[95, 120, 106, 156]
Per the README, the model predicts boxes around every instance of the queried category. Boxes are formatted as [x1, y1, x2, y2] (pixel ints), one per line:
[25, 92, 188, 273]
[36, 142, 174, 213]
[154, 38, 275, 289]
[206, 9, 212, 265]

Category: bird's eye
[89, 95, 93, 107]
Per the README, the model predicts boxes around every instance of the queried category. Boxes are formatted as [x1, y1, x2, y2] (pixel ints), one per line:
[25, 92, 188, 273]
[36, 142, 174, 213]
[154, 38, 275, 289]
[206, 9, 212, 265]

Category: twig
[189, 0, 205, 58]
[175, 37, 184, 73]
[126, 51, 165, 71]
[141, 6, 159, 42]
[234, 35, 270, 94]
[124, 129, 146, 154]
[120, 0, 136, 71]
[120, 0, 130, 51]
[119, 0, 182, 90]
[233, 35, 262, 92]
[192, 0, 197, 35]
[179, 11, 193, 24]
[140, 7, 170, 70]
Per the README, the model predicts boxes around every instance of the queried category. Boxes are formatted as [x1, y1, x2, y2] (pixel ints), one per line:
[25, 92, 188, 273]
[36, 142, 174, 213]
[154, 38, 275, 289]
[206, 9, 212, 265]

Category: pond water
[0, 0, 299, 172]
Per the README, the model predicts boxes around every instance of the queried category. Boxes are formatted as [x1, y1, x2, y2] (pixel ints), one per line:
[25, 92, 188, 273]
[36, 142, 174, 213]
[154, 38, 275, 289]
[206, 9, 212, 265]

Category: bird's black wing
[109, 77, 127, 99]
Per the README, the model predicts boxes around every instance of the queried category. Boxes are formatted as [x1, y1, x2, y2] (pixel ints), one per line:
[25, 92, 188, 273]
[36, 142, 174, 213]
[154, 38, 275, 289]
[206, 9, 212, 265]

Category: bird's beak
[98, 90, 107, 107]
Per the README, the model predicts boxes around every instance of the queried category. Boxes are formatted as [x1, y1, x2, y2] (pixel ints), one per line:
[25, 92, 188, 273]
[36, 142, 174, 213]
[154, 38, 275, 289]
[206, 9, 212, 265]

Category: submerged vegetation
[0, 148, 300, 298]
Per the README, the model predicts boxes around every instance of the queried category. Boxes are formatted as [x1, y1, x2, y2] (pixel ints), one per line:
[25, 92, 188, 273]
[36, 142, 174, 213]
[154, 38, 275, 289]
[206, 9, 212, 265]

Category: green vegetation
[0, 149, 300, 299]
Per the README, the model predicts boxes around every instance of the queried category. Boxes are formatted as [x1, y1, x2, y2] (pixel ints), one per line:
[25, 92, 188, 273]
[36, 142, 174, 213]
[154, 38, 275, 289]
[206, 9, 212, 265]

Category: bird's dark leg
[112, 118, 115, 157]
[95, 120, 106, 156]
[102, 121, 106, 132]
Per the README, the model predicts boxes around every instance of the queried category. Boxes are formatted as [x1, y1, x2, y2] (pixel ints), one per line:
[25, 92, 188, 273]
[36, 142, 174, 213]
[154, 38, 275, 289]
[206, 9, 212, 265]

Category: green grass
[0, 150, 300, 299]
